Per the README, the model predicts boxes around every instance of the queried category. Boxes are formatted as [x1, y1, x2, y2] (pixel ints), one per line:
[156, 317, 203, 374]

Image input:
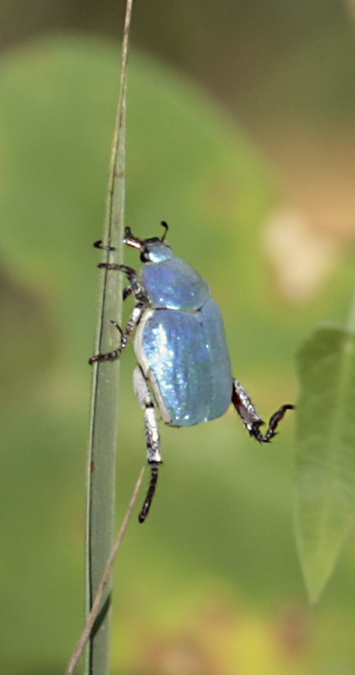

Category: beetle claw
[94, 240, 115, 251]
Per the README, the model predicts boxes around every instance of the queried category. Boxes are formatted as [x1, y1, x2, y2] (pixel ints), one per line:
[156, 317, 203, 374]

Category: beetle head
[124, 222, 174, 263]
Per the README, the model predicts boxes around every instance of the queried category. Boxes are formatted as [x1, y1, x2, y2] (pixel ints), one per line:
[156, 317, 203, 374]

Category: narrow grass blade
[85, 1, 134, 673]
[294, 323, 355, 603]
[66, 469, 144, 675]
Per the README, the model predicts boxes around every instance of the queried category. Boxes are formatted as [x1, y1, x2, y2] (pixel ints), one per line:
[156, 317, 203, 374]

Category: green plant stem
[85, 2, 134, 674]
[66, 469, 144, 675]
[347, 275, 355, 334]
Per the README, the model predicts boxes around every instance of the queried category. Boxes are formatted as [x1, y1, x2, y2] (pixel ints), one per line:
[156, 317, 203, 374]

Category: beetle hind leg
[138, 462, 160, 523]
[232, 378, 294, 443]
[133, 366, 163, 522]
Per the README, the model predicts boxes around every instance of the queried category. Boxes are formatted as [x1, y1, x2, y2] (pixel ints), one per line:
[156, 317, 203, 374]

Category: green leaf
[294, 324, 355, 603]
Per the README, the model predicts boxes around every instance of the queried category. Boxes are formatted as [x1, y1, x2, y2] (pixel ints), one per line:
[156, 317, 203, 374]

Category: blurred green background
[0, 1, 355, 674]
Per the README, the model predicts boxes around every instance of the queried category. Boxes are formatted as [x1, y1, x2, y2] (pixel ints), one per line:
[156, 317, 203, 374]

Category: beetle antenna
[160, 221, 169, 242]
[138, 462, 159, 523]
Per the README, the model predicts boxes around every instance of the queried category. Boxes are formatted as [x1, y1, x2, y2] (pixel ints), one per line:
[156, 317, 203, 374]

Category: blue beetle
[90, 223, 293, 522]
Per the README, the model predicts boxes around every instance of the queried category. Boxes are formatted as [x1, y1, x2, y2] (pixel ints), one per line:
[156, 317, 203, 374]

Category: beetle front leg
[98, 263, 147, 303]
[232, 378, 294, 443]
[133, 366, 163, 523]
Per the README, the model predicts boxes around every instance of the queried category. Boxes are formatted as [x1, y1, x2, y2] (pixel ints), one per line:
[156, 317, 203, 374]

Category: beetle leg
[97, 263, 147, 303]
[89, 302, 145, 364]
[232, 379, 294, 443]
[133, 366, 163, 523]
[123, 285, 132, 301]
[94, 242, 145, 302]
[89, 263, 148, 363]
[93, 240, 115, 251]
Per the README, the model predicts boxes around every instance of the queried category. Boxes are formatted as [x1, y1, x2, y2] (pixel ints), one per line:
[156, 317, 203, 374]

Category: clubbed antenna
[160, 221, 169, 241]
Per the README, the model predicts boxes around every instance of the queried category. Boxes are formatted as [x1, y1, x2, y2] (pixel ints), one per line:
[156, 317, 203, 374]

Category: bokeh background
[1, 1, 355, 673]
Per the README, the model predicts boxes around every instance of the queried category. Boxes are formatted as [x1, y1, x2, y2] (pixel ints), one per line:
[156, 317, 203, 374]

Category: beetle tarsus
[89, 305, 145, 365]
[94, 240, 115, 251]
[232, 379, 294, 443]
[88, 320, 123, 363]
[98, 262, 132, 273]
[260, 403, 295, 442]
[138, 462, 160, 523]
[89, 347, 122, 364]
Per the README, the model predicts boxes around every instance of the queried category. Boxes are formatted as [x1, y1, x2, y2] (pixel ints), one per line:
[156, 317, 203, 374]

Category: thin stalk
[85, 2, 134, 674]
[66, 469, 144, 675]
[346, 274, 355, 334]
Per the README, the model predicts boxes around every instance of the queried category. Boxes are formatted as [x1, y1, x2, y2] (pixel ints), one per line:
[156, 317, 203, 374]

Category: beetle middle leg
[133, 366, 163, 523]
[232, 379, 294, 443]
[89, 302, 145, 364]
[123, 285, 133, 301]
[89, 263, 148, 364]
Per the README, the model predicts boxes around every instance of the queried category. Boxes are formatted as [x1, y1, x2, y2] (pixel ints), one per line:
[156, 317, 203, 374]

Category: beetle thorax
[141, 240, 174, 263]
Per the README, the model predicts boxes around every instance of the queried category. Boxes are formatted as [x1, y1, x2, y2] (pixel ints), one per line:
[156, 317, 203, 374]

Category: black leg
[138, 463, 159, 523]
[93, 240, 115, 251]
[123, 285, 132, 301]
[89, 302, 145, 364]
[232, 379, 294, 443]
[97, 263, 147, 303]
[89, 261, 148, 364]
[133, 366, 163, 522]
